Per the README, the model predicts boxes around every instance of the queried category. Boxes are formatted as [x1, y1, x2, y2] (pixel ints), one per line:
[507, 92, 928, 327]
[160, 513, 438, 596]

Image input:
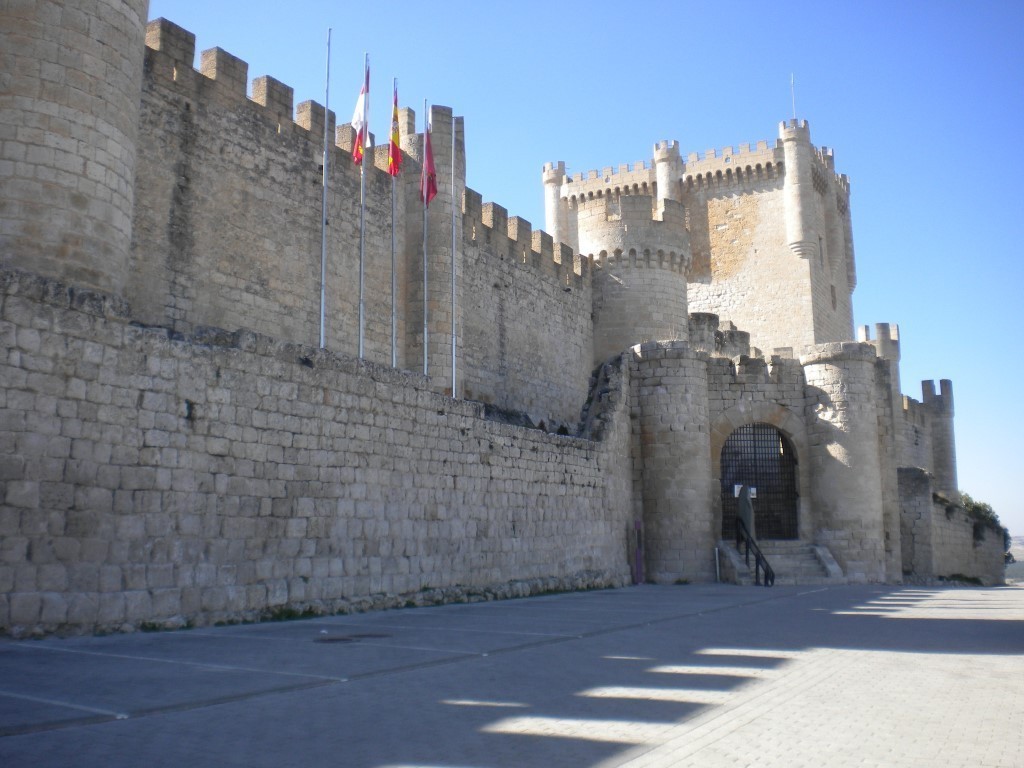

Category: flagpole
[422, 100, 429, 377]
[358, 53, 368, 359]
[450, 114, 457, 398]
[391, 78, 397, 369]
[319, 28, 332, 349]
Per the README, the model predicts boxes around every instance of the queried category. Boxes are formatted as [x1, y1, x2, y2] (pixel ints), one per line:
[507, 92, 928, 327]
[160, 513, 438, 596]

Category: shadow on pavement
[0, 583, 1021, 767]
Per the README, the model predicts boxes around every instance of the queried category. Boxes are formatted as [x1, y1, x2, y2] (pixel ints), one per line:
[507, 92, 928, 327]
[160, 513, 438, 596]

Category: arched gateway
[720, 423, 799, 540]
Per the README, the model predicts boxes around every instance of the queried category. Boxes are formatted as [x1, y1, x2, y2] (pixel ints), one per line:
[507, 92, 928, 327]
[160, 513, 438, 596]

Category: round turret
[632, 340, 713, 583]
[800, 341, 886, 582]
[542, 161, 569, 248]
[578, 194, 692, 364]
[780, 119, 817, 260]
[922, 379, 958, 503]
[0, 0, 149, 295]
[653, 140, 682, 203]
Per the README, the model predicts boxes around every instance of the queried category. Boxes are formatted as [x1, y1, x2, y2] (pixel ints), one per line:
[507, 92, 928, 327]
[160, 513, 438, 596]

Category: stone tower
[780, 119, 817, 260]
[632, 341, 714, 583]
[923, 380, 959, 503]
[0, 0, 150, 295]
[801, 342, 887, 582]
[574, 194, 691, 365]
[653, 140, 683, 204]
[541, 161, 568, 248]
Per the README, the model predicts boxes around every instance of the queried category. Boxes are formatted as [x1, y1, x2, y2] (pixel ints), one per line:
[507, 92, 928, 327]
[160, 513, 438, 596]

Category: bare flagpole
[319, 28, 332, 349]
[391, 78, 397, 369]
[358, 53, 368, 359]
[791, 73, 796, 120]
[422, 99, 429, 377]
[450, 114, 457, 398]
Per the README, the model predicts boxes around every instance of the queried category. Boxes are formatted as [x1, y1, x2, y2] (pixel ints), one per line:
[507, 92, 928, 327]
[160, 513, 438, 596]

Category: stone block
[10, 592, 42, 625]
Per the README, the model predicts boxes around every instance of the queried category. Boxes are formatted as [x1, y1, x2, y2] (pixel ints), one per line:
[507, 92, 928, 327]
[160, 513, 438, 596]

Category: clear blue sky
[148, 0, 1024, 536]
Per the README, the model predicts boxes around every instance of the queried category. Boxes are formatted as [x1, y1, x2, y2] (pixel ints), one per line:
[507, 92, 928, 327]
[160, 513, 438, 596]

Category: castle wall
[899, 468, 1004, 585]
[130, 22, 371, 352]
[128, 20, 587, 428]
[898, 398, 935, 471]
[458, 195, 593, 426]
[0, 269, 633, 635]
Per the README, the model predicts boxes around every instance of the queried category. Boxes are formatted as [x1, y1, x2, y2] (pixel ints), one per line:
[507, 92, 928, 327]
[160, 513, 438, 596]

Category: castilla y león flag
[351, 62, 369, 164]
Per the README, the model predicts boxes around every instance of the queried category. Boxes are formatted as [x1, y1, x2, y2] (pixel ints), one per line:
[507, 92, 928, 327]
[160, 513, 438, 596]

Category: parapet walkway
[2, 584, 1022, 767]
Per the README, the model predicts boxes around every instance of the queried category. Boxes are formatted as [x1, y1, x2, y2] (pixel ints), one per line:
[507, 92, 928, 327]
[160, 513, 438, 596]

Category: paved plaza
[1, 583, 1022, 767]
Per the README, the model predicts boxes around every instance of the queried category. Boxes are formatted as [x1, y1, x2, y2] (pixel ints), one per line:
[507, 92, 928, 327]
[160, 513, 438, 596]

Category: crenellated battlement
[671, 120, 848, 196]
[145, 18, 352, 153]
[144, 17, 195, 65]
[780, 118, 811, 138]
[542, 160, 566, 186]
[574, 194, 690, 273]
[559, 160, 655, 202]
[559, 124, 848, 204]
[576, 193, 685, 227]
[596, 247, 687, 274]
[653, 140, 681, 162]
[463, 189, 589, 287]
[684, 138, 778, 170]
[857, 323, 901, 362]
[922, 379, 954, 416]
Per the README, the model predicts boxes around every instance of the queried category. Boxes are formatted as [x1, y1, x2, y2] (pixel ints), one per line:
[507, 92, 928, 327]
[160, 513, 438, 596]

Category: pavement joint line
[0, 677, 351, 739]
[196, 622, 584, 640]
[5, 643, 346, 683]
[0, 689, 129, 720]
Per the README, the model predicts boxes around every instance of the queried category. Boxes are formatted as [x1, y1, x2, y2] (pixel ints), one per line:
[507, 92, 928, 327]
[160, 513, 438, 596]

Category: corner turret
[780, 119, 817, 260]
[922, 379, 959, 503]
[542, 161, 569, 248]
[653, 140, 682, 203]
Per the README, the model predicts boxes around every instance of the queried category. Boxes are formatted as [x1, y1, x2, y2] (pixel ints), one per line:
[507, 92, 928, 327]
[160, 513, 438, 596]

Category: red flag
[387, 82, 402, 177]
[420, 120, 437, 206]
[351, 61, 369, 164]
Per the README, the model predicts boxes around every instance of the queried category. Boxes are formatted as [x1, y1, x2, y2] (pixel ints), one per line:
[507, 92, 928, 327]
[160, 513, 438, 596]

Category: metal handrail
[735, 518, 775, 587]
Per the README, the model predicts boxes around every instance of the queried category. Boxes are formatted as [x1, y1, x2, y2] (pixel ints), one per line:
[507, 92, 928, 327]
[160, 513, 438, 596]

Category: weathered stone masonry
[0, 269, 633, 633]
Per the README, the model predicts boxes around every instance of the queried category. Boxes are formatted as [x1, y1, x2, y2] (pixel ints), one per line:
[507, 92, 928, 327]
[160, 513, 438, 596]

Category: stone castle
[0, 2, 1003, 635]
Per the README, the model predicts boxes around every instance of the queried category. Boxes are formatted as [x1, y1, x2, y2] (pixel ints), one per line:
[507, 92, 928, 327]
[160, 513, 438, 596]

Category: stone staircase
[721, 539, 845, 586]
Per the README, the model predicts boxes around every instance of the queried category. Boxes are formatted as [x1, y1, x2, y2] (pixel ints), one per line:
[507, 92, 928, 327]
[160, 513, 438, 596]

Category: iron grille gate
[720, 423, 798, 540]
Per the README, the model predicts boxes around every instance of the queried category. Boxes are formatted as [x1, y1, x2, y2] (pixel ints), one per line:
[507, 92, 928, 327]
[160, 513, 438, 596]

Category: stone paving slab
[1, 584, 1022, 767]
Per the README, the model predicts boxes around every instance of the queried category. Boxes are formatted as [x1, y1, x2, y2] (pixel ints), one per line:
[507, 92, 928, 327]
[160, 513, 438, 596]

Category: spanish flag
[387, 81, 402, 177]
[351, 60, 369, 164]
